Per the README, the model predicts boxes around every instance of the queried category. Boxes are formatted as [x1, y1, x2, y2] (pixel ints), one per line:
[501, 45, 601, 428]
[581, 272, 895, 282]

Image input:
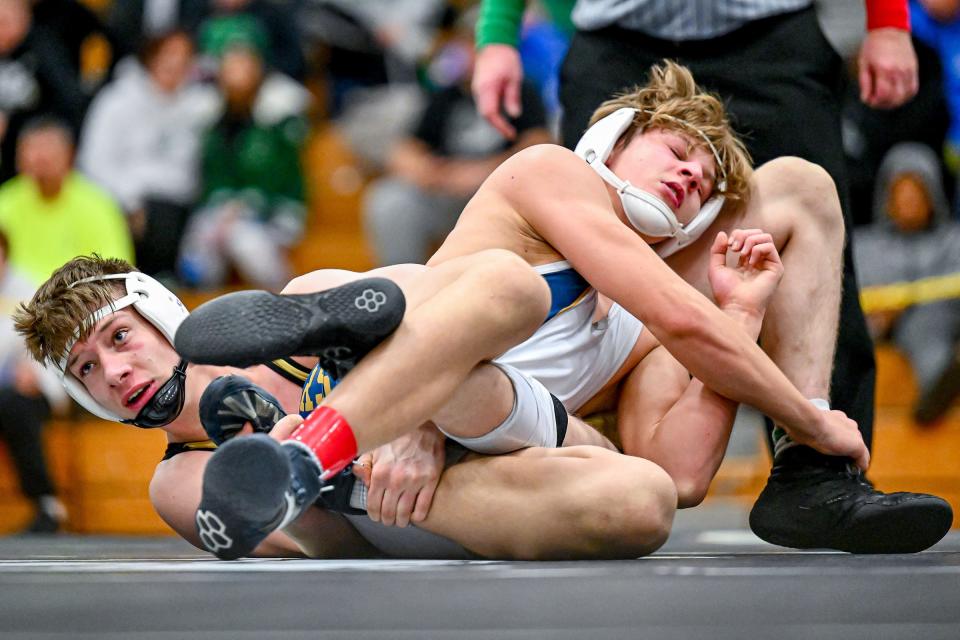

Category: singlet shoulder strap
[162, 439, 216, 461]
[264, 357, 313, 386]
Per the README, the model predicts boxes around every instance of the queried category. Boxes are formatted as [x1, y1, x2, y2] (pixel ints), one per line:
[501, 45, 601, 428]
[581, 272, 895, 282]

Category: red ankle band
[287, 406, 358, 479]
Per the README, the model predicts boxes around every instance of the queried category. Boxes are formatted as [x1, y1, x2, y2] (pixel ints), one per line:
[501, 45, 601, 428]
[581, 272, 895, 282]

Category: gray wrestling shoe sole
[195, 434, 323, 560]
[175, 277, 405, 376]
[195, 435, 291, 560]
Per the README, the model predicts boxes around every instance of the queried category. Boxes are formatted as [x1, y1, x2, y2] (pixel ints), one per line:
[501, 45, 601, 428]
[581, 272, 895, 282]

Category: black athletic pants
[0, 387, 55, 499]
[134, 198, 191, 279]
[558, 7, 876, 448]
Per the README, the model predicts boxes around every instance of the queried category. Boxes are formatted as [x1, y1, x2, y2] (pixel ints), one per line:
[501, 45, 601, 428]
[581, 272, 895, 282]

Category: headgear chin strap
[52, 272, 190, 428]
[125, 359, 188, 428]
[574, 107, 728, 258]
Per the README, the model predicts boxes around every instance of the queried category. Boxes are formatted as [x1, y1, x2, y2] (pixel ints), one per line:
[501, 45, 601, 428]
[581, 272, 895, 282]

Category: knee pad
[441, 363, 568, 454]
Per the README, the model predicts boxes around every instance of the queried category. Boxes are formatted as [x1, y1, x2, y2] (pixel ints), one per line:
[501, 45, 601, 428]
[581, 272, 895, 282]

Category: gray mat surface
[2, 502, 958, 640]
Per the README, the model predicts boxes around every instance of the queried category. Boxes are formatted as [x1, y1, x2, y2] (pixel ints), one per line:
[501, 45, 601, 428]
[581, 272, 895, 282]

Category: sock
[286, 406, 358, 480]
[772, 398, 830, 458]
[38, 495, 66, 520]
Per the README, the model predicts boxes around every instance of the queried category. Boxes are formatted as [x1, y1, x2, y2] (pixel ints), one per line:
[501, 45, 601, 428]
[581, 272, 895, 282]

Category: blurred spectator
[295, 1, 421, 120]
[0, 116, 133, 283]
[78, 30, 219, 282]
[363, 20, 551, 267]
[0, 0, 86, 183]
[854, 142, 960, 423]
[0, 228, 68, 533]
[911, 0, 960, 174]
[302, 0, 445, 86]
[316, 2, 447, 167]
[107, 0, 207, 60]
[110, 0, 305, 81]
[516, 10, 570, 127]
[328, 0, 446, 67]
[178, 28, 309, 290]
[197, 0, 306, 81]
[31, 0, 120, 83]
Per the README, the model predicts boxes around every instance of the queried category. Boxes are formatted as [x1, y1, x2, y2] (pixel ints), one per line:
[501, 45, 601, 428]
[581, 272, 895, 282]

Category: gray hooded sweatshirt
[853, 142, 960, 391]
[854, 142, 960, 288]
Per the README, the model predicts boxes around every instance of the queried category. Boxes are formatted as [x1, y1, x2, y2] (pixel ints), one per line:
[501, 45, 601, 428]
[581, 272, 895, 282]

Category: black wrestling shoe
[21, 509, 61, 535]
[195, 434, 323, 560]
[749, 446, 953, 554]
[316, 465, 367, 515]
[175, 277, 405, 378]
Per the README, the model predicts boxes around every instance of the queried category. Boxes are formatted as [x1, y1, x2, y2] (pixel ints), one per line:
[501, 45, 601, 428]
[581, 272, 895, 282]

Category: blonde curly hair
[588, 60, 752, 203]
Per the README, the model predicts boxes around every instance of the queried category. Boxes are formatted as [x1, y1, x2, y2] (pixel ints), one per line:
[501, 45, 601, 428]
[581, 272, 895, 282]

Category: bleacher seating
[0, 417, 168, 534]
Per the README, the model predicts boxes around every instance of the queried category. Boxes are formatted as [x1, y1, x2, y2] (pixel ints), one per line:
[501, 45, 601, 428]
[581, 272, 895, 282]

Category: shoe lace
[842, 463, 876, 491]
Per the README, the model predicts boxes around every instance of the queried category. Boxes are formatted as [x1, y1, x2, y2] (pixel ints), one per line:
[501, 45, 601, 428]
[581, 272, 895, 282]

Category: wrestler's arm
[617, 228, 780, 505]
[617, 298, 769, 507]
[494, 146, 841, 454]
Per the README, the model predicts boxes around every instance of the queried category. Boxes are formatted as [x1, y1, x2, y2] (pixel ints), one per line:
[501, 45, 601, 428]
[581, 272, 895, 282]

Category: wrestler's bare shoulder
[489, 144, 595, 187]
[487, 144, 610, 211]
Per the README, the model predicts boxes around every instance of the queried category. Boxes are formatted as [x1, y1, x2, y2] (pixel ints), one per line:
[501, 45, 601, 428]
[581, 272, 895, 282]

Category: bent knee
[624, 460, 677, 550]
[759, 156, 843, 231]
[579, 454, 677, 556]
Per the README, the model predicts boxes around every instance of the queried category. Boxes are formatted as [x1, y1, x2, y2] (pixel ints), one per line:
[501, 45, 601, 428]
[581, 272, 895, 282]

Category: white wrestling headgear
[574, 107, 728, 258]
[51, 272, 189, 423]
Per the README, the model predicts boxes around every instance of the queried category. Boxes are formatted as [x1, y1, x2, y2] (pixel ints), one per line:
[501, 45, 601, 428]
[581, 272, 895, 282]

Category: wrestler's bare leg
[287, 249, 552, 452]
[285, 251, 562, 447]
[288, 445, 676, 560]
[293, 255, 614, 450]
[665, 157, 843, 402]
[244, 357, 666, 560]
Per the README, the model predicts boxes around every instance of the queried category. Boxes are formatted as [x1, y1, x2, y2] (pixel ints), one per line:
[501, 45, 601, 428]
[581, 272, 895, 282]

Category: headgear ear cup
[574, 107, 636, 165]
[575, 107, 728, 254]
[576, 108, 681, 237]
[654, 194, 725, 258]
